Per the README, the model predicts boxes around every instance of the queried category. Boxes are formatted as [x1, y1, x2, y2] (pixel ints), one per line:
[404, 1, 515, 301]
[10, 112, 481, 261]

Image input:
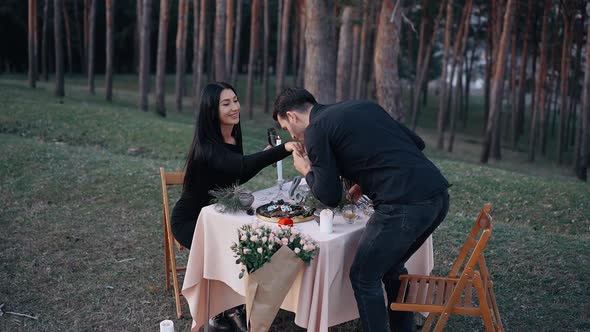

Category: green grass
[1, 76, 589, 331]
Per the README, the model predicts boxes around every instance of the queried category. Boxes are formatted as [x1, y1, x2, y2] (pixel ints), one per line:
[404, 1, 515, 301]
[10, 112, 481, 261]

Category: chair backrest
[159, 167, 185, 250]
[448, 204, 493, 281]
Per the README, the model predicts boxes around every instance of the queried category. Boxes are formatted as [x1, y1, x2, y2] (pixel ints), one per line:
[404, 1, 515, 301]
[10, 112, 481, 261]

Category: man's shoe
[207, 314, 233, 332]
[225, 306, 248, 332]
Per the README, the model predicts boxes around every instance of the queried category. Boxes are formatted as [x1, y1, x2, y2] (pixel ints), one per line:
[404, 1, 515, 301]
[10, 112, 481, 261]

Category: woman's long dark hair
[183, 82, 242, 190]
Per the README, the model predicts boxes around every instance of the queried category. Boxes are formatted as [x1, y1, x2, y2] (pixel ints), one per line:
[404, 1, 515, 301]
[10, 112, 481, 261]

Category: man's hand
[346, 184, 363, 202]
[292, 150, 312, 177]
[284, 142, 305, 155]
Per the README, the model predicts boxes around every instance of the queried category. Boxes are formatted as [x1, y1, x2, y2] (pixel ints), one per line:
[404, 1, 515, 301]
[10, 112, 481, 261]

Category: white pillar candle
[159, 320, 174, 332]
[319, 209, 334, 233]
[276, 137, 284, 182]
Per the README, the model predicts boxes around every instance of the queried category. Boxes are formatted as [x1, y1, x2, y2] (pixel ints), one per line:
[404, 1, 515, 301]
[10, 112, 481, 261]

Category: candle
[159, 320, 174, 332]
[276, 137, 284, 182]
[319, 209, 334, 233]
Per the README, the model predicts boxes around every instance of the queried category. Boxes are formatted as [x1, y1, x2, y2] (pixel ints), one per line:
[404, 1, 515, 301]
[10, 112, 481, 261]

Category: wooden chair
[159, 167, 187, 319]
[390, 204, 503, 331]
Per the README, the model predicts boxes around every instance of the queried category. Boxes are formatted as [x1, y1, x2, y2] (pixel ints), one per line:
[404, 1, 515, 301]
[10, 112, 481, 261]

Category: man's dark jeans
[350, 190, 450, 332]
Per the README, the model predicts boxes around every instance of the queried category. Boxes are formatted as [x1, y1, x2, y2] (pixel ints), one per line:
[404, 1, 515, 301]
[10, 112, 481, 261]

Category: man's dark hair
[272, 88, 317, 121]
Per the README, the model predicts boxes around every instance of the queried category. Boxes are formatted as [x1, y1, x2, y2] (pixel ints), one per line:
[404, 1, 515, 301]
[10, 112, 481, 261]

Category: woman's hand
[284, 142, 306, 156]
[346, 184, 363, 202]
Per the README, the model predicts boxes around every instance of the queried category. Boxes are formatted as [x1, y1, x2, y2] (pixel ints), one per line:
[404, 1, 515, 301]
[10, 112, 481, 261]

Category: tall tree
[481, 0, 516, 163]
[374, 0, 403, 120]
[576, 16, 590, 180]
[262, 0, 270, 114]
[349, 22, 360, 98]
[134, 0, 141, 73]
[62, 1, 73, 73]
[246, 0, 260, 119]
[355, 0, 371, 99]
[105, 0, 114, 102]
[230, 0, 242, 85]
[436, 0, 454, 149]
[73, 0, 83, 72]
[191, 0, 199, 107]
[213, 0, 226, 82]
[528, 0, 551, 161]
[295, 0, 306, 88]
[87, 0, 96, 95]
[41, 0, 49, 81]
[155, 0, 170, 116]
[176, 0, 190, 112]
[225, 0, 234, 78]
[514, 0, 533, 148]
[411, 0, 430, 112]
[305, 0, 336, 103]
[54, 0, 64, 97]
[556, 4, 574, 164]
[336, 6, 354, 102]
[139, 0, 152, 112]
[194, 0, 206, 112]
[276, 0, 291, 96]
[84, 0, 89, 70]
[411, 0, 445, 130]
[28, 0, 37, 88]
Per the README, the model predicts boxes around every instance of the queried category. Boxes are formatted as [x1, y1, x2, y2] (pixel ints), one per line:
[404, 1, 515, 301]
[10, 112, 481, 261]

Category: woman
[171, 82, 299, 331]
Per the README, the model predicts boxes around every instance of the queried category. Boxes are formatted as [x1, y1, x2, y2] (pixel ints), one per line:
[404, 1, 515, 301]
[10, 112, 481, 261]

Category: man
[273, 88, 450, 332]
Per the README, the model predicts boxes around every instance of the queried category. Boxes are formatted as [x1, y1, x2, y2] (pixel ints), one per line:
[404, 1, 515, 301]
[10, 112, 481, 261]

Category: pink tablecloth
[182, 187, 434, 332]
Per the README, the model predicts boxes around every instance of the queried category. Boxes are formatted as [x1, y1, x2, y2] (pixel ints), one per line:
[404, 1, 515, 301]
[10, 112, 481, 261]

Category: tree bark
[436, 0, 454, 149]
[213, 0, 226, 82]
[139, 0, 152, 112]
[87, 0, 95, 95]
[411, 0, 445, 130]
[191, 0, 199, 99]
[42, 0, 49, 81]
[246, 0, 260, 119]
[73, 0, 84, 73]
[29, 0, 37, 88]
[230, 0, 242, 86]
[411, 0, 430, 113]
[176, 0, 190, 112]
[355, 0, 371, 99]
[194, 0, 207, 111]
[155, 0, 170, 116]
[262, 0, 269, 114]
[557, 11, 573, 165]
[509, 18, 518, 146]
[573, 14, 586, 174]
[105, 0, 114, 102]
[295, 0, 306, 88]
[134, 0, 141, 73]
[225, 0, 234, 78]
[481, 0, 516, 163]
[374, 0, 403, 120]
[304, 0, 336, 104]
[514, 0, 533, 148]
[84, 0, 89, 70]
[336, 6, 354, 102]
[276, 0, 292, 96]
[349, 23, 360, 98]
[54, 0, 64, 97]
[276, 0, 283, 76]
[62, 1, 73, 74]
[528, 0, 551, 162]
[576, 18, 590, 180]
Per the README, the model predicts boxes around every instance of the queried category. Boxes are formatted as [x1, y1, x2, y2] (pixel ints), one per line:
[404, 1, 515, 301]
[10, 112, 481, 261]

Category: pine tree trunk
[87, 0, 95, 95]
[84, 0, 89, 70]
[230, 0, 242, 86]
[155, 0, 170, 116]
[336, 6, 354, 102]
[411, 0, 429, 113]
[355, 0, 371, 99]
[528, 0, 550, 162]
[262, 0, 269, 114]
[246, 0, 260, 119]
[73, 0, 84, 73]
[481, 0, 516, 163]
[62, 1, 73, 74]
[411, 0, 445, 130]
[225, 0, 234, 78]
[176, 0, 189, 112]
[573, 16, 585, 173]
[436, 0, 453, 149]
[295, 0, 306, 88]
[514, 0, 533, 148]
[134, 0, 141, 74]
[139, 0, 152, 112]
[194, 0, 207, 111]
[29, 0, 37, 88]
[213, 0, 226, 82]
[557, 14, 573, 165]
[276, 0, 291, 96]
[374, 0, 403, 120]
[576, 18, 590, 180]
[349, 23, 360, 98]
[509, 20, 518, 146]
[42, 0, 49, 81]
[105, 0, 114, 102]
[305, 0, 336, 104]
[54, 0, 64, 97]
[191, 0, 200, 113]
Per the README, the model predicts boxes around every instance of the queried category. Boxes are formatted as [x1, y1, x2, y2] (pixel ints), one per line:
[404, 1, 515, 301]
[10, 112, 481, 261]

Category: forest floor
[1, 76, 588, 331]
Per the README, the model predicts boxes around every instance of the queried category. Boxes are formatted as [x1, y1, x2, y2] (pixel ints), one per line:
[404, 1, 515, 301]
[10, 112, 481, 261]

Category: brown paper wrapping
[244, 245, 304, 332]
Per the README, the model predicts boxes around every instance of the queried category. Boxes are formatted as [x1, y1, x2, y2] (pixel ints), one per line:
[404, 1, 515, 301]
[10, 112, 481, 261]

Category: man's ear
[286, 111, 298, 123]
